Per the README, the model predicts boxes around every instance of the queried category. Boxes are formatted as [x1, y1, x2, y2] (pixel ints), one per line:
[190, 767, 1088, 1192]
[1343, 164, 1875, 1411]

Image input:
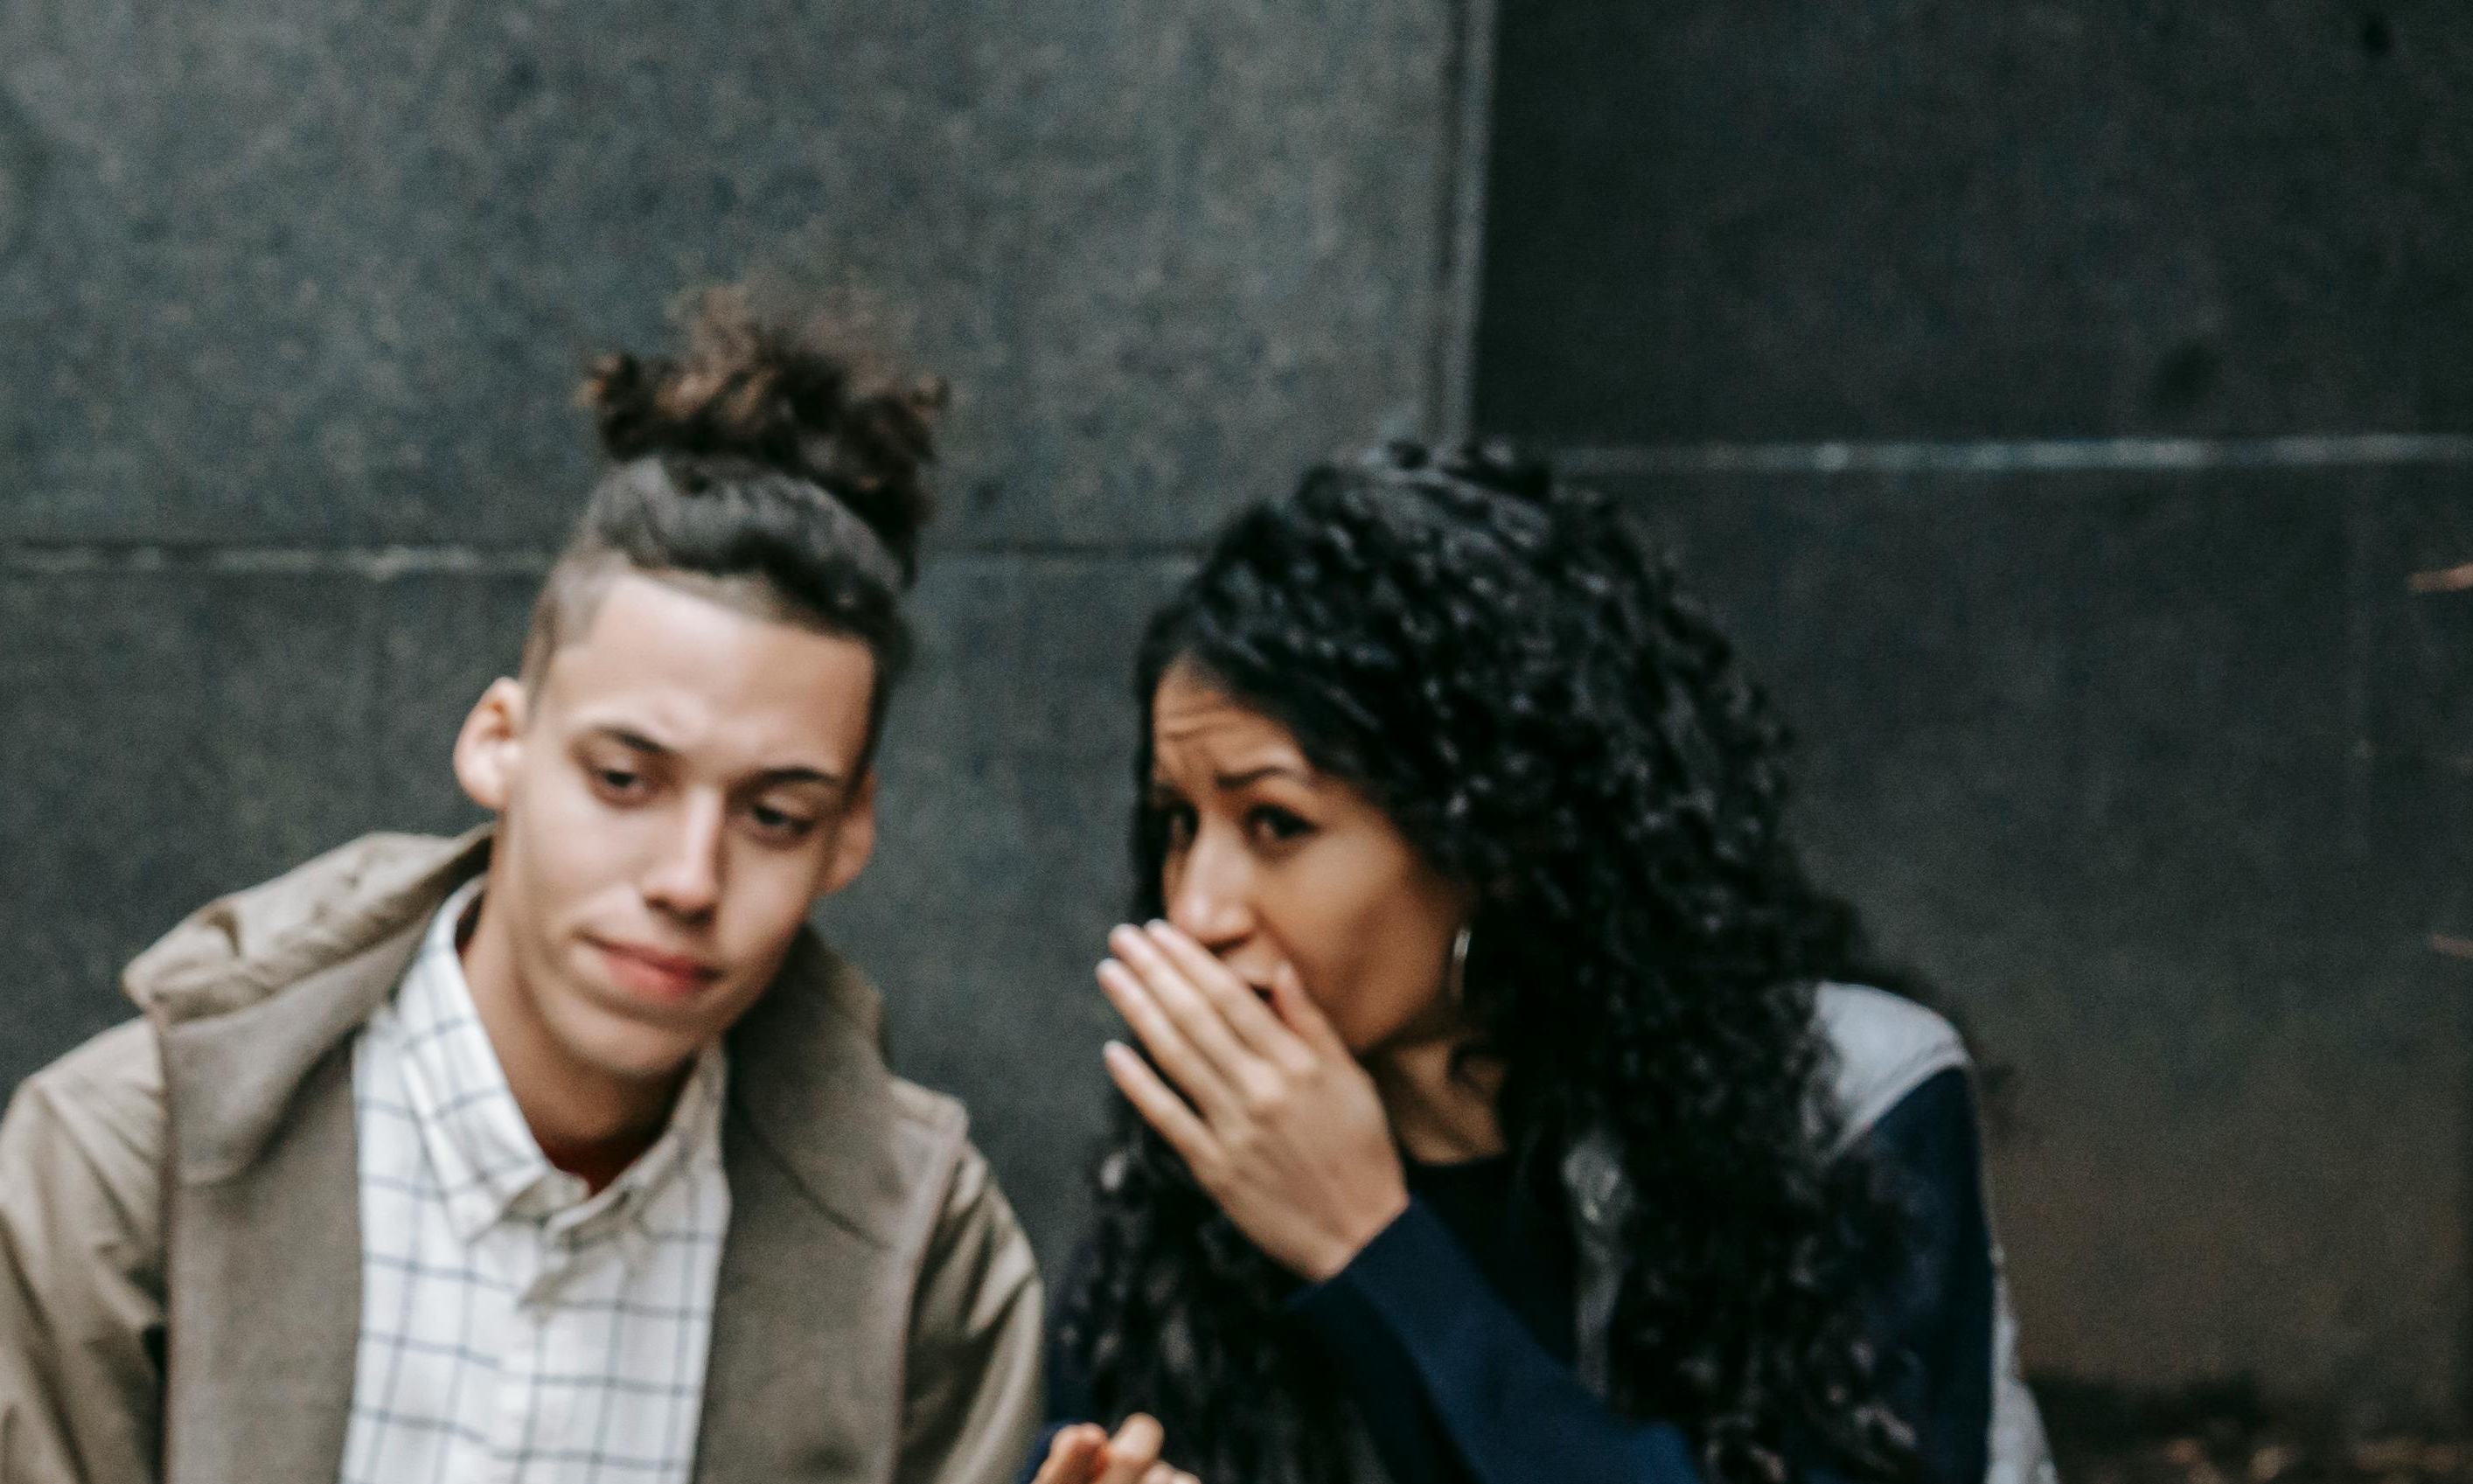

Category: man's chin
[550, 1001, 717, 1086]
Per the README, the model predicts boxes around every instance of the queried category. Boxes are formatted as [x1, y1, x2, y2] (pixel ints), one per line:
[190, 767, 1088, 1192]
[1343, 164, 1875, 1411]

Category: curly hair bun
[582, 287, 945, 577]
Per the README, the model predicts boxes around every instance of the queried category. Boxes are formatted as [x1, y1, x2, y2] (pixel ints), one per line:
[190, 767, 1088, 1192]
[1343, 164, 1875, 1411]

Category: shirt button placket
[491, 1237, 554, 1482]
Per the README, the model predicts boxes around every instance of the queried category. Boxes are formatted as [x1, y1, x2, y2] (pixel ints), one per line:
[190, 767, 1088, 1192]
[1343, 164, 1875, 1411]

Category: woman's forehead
[1153, 698, 1328, 799]
[1153, 672, 1295, 749]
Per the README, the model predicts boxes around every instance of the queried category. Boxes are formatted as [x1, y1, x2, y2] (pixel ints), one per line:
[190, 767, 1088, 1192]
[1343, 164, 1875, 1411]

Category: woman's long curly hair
[1057, 442, 1930, 1484]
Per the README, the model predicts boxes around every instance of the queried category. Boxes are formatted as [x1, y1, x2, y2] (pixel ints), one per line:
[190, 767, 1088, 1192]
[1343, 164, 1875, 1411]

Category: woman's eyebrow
[1213, 764, 1313, 790]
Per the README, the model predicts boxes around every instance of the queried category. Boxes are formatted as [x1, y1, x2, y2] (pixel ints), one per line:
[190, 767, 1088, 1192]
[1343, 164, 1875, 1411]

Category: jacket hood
[123, 828, 494, 1024]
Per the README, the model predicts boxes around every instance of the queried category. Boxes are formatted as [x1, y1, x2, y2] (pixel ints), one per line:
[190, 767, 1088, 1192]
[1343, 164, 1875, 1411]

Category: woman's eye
[1248, 805, 1313, 844]
[595, 768, 643, 796]
[1160, 805, 1197, 847]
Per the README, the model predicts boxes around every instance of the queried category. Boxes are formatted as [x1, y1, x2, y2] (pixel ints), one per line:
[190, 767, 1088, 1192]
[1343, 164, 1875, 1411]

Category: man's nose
[642, 796, 725, 919]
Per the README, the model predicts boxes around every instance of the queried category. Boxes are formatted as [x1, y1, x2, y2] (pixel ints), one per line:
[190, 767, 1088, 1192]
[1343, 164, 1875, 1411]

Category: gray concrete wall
[15, 0, 2468, 1436]
[1474, 0, 2473, 1425]
[0, 0, 1483, 1278]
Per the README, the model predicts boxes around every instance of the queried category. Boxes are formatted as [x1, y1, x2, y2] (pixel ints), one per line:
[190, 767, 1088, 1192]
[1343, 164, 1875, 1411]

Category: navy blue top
[1038, 1068, 1994, 1484]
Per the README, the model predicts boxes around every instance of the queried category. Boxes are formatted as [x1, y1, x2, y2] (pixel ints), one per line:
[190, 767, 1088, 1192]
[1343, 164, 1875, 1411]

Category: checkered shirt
[341, 879, 732, 1484]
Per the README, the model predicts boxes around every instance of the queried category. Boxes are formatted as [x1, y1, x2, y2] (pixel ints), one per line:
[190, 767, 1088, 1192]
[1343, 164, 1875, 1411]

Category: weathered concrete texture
[0, 0, 1453, 548]
[0, 571, 390, 1077]
[827, 554, 1195, 1272]
[1, 555, 1181, 1272]
[1609, 469, 2473, 1421]
[1476, 0, 2473, 443]
[0, 568, 552, 1082]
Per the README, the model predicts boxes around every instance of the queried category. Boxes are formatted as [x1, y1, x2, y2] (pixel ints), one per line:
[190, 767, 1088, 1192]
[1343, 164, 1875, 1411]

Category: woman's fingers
[1104, 1042, 1218, 1173]
[1033, 1417, 1193, 1484]
[1096, 1414, 1167, 1484]
[1139, 921, 1299, 1060]
[1031, 1425, 1109, 1484]
[1108, 925, 1264, 1083]
[1098, 958, 1237, 1118]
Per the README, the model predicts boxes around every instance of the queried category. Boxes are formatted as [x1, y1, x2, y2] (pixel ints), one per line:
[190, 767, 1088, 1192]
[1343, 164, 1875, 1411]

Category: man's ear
[819, 769, 879, 897]
[453, 679, 530, 813]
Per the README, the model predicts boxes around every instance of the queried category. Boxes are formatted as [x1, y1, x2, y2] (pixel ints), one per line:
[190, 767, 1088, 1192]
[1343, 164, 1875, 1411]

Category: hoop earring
[1446, 923, 1473, 1007]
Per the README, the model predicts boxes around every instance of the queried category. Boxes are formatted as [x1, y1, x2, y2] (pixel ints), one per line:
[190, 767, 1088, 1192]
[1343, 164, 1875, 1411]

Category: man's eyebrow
[587, 728, 846, 791]
[751, 764, 847, 791]
[589, 725, 674, 756]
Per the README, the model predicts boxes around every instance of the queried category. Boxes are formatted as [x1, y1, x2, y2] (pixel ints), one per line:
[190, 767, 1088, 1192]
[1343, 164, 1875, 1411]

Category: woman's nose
[1164, 829, 1251, 951]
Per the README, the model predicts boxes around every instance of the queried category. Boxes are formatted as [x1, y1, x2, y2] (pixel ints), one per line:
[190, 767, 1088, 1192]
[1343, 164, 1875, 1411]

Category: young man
[0, 303, 1043, 1484]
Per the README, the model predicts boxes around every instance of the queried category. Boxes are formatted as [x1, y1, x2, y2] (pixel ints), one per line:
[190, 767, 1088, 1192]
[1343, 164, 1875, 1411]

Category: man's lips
[591, 938, 722, 1002]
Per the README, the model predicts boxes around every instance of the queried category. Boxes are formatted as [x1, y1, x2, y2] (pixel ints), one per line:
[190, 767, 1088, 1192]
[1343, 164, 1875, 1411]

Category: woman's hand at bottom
[1032, 1415, 1201, 1484]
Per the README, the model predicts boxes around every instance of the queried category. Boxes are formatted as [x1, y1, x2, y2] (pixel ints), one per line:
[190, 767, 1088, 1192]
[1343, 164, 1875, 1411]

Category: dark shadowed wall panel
[1473, 0, 2473, 1424]
[1623, 472, 2472, 1417]
[1478, 0, 2473, 445]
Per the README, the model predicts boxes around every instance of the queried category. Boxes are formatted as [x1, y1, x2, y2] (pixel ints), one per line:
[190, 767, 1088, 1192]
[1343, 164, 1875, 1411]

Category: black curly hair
[521, 286, 946, 753]
[1056, 442, 1929, 1484]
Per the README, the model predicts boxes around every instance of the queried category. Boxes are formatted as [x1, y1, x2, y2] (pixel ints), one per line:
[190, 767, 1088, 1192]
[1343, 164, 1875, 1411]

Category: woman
[1031, 443, 2052, 1484]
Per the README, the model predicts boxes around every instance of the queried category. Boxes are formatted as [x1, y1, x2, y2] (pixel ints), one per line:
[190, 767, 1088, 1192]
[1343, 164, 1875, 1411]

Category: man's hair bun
[581, 288, 944, 579]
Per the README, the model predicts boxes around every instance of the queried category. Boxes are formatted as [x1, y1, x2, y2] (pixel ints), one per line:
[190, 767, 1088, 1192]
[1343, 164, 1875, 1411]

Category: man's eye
[749, 804, 816, 839]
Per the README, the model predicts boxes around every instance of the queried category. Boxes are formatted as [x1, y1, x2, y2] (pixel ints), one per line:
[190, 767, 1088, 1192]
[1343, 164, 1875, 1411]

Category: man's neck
[456, 898, 687, 1194]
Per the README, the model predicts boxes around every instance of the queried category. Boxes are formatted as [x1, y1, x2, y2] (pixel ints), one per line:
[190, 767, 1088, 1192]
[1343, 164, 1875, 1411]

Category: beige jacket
[0, 831, 1043, 1484]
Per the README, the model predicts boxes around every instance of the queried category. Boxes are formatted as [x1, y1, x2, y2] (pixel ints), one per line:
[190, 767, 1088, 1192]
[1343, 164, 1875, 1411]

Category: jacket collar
[152, 829, 929, 1484]
[150, 831, 489, 1185]
[143, 826, 909, 1241]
